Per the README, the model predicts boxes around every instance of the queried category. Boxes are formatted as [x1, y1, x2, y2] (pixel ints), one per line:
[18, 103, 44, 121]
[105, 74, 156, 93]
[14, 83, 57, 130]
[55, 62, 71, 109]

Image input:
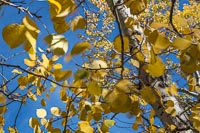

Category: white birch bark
[106, 0, 197, 132]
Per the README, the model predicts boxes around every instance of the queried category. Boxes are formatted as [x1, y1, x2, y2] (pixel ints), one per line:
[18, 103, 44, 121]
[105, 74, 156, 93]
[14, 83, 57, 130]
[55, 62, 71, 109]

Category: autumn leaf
[71, 16, 86, 31]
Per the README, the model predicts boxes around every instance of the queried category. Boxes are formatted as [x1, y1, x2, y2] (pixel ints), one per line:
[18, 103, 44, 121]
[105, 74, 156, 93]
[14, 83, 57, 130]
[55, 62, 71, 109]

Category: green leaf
[71, 16, 86, 31]
[71, 42, 91, 56]
[2, 24, 26, 49]
[44, 34, 68, 55]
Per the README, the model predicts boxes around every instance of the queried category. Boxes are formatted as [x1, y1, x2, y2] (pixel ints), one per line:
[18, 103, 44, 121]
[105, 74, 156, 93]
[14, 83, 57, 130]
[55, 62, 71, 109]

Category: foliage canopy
[0, 0, 200, 132]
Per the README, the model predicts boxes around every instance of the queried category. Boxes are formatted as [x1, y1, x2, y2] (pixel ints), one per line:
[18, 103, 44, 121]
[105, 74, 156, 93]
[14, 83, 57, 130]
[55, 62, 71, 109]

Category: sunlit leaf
[50, 107, 61, 116]
[140, 87, 156, 104]
[0, 106, 7, 114]
[88, 81, 102, 96]
[24, 58, 36, 67]
[171, 37, 191, 50]
[71, 42, 91, 56]
[48, 0, 62, 14]
[166, 83, 178, 96]
[56, 0, 75, 17]
[127, 0, 147, 15]
[71, 16, 86, 31]
[104, 120, 115, 128]
[22, 16, 40, 33]
[29, 117, 39, 128]
[8, 127, 18, 133]
[44, 34, 68, 56]
[92, 60, 108, 69]
[0, 94, 6, 104]
[53, 17, 70, 34]
[2, 24, 25, 49]
[115, 79, 134, 93]
[53, 69, 72, 81]
[143, 56, 165, 77]
[0, 116, 4, 126]
[36, 108, 47, 118]
[78, 121, 94, 133]
[113, 35, 129, 52]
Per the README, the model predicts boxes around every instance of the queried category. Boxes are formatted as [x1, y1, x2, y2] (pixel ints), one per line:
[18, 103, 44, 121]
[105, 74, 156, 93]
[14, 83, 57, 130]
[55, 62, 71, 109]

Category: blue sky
[0, 0, 190, 132]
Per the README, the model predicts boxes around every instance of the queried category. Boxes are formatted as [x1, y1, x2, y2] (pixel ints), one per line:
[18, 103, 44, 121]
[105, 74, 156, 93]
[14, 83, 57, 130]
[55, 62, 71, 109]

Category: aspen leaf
[71, 42, 91, 56]
[50, 107, 61, 116]
[53, 63, 63, 70]
[60, 88, 67, 101]
[24, 58, 36, 67]
[8, 127, 18, 133]
[18, 76, 29, 89]
[2, 24, 25, 49]
[143, 56, 165, 77]
[0, 106, 7, 114]
[113, 35, 129, 52]
[128, 0, 147, 15]
[12, 69, 22, 74]
[36, 108, 47, 118]
[88, 81, 102, 96]
[53, 19, 70, 34]
[48, 0, 62, 14]
[53, 69, 72, 81]
[104, 120, 115, 128]
[71, 16, 86, 31]
[44, 34, 68, 55]
[22, 16, 39, 33]
[124, 17, 135, 29]
[115, 79, 134, 93]
[29, 118, 39, 128]
[188, 76, 197, 92]
[27, 92, 37, 101]
[172, 37, 191, 50]
[0, 94, 6, 104]
[40, 99, 46, 106]
[140, 87, 156, 104]
[56, 0, 75, 17]
[166, 84, 178, 96]
[78, 121, 94, 133]
[24, 30, 37, 54]
[0, 116, 4, 126]
[148, 30, 170, 50]
[132, 123, 138, 130]
[74, 69, 89, 80]
[92, 60, 107, 69]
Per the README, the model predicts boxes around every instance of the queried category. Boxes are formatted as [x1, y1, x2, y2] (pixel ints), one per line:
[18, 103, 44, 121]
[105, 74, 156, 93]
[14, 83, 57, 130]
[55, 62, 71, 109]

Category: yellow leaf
[60, 88, 67, 101]
[24, 58, 36, 67]
[0, 116, 4, 126]
[0, 94, 6, 104]
[71, 42, 91, 56]
[53, 17, 70, 34]
[56, 0, 75, 17]
[2, 24, 25, 49]
[150, 22, 169, 29]
[71, 16, 86, 31]
[24, 30, 37, 54]
[143, 56, 165, 77]
[78, 121, 94, 133]
[132, 123, 138, 130]
[29, 117, 39, 128]
[115, 79, 134, 93]
[124, 17, 135, 29]
[22, 16, 40, 33]
[166, 84, 178, 96]
[8, 127, 18, 133]
[169, 124, 176, 131]
[128, 0, 147, 15]
[188, 75, 197, 92]
[92, 60, 107, 69]
[150, 110, 155, 125]
[88, 81, 102, 96]
[172, 37, 191, 50]
[174, 15, 188, 28]
[36, 108, 47, 118]
[12, 69, 22, 74]
[0, 106, 7, 114]
[18, 76, 29, 89]
[40, 99, 46, 106]
[113, 35, 129, 52]
[40, 54, 49, 68]
[74, 69, 89, 80]
[53, 63, 63, 70]
[104, 120, 115, 128]
[50, 107, 61, 116]
[44, 34, 68, 56]
[27, 92, 37, 101]
[148, 30, 170, 50]
[130, 59, 140, 68]
[53, 69, 72, 81]
[48, 0, 62, 14]
[140, 87, 156, 104]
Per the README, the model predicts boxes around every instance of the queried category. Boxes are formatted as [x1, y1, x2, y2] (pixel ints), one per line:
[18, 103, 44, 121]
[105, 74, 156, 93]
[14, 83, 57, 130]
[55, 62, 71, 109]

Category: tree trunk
[106, 0, 197, 132]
